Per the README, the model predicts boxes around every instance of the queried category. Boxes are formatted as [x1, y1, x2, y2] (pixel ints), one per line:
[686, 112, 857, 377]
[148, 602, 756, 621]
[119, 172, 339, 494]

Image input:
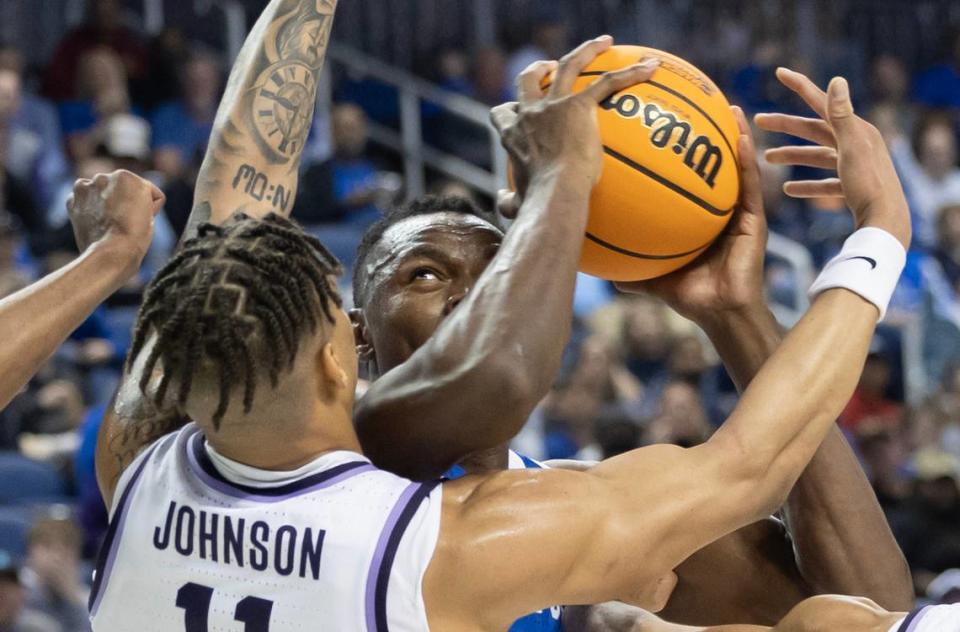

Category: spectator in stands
[730, 40, 791, 114]
[840, 348, 903, 435]
[0, 550, 58, 632]
[891, 450, 960, 588]
[151, 50, 221, 180]
[870, 54, 915, 135]
[935, 203, 960, 292]
[569, 335, 644, 417]
[140, 28, 191, 111]
[858, 429, 911, 509]
[619, 296, 672, 382]
[326, 103, 394, 224]
[646, 380, 711, 448]
[435, 48, 471, 95]
[887, 112, 960, 249]
[42, 0, 147, 102]
[22, 518, 89, 632]
[539, 380, 603, 461]
[0, 168, 47, 258]
[505, 8, 568, 97]
[914, 28, 960, 109]
[433, 46, 510, 106]
[472, 47, 510, 105]
[0, 49, 68, 210]
[59, 48, 142, 163]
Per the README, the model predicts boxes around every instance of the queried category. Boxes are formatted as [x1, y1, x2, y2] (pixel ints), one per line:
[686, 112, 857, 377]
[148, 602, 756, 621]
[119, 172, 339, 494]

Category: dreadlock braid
[128, 213, 343, 429]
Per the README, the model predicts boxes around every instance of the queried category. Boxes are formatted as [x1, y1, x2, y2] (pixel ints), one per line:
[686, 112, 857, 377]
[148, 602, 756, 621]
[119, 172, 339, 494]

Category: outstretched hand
[755, 68, 911, 249]
[67, 170, 164, 270]
[616, 106, 767, 322]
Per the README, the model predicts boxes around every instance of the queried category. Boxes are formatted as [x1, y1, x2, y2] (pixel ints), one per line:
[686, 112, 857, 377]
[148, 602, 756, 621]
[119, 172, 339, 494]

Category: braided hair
[129, 212, 343, 429]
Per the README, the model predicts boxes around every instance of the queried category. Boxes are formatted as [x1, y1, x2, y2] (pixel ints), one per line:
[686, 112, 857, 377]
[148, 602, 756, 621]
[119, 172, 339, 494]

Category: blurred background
[1, 0, 960, 628]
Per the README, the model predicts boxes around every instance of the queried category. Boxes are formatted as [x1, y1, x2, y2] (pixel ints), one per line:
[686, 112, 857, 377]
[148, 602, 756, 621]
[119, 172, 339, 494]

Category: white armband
[808, 227, 906, 321]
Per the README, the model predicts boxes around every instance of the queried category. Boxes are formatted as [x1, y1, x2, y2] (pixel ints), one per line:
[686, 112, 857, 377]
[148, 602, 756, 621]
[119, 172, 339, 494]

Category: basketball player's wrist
[808, 227, 907, 321]
[698, 302, 778, 342]
[86, 237, 143, 284]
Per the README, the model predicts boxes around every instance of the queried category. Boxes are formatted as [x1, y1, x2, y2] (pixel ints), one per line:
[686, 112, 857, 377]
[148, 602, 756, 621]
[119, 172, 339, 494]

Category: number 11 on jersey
[177, 582, 274, 631]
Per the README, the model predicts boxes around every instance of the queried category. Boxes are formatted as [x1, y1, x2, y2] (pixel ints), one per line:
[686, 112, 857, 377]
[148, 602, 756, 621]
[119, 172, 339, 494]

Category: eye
[411, 267, 440, 282]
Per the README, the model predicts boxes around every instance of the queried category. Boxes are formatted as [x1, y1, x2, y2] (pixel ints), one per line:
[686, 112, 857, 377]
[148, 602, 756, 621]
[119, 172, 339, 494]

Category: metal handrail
[326, 44, 507, 200]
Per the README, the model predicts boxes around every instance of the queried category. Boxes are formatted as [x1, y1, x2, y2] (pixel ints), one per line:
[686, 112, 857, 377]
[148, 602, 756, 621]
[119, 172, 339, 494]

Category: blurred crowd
[1, 1, 960, 629]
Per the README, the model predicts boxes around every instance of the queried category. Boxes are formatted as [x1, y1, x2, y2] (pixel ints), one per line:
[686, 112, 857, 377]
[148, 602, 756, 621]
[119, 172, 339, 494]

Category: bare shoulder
[776, 596, 901, 632]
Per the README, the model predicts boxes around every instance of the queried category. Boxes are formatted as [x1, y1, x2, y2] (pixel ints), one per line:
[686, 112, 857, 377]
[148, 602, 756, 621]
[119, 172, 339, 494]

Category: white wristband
[808, 227, 906, 321]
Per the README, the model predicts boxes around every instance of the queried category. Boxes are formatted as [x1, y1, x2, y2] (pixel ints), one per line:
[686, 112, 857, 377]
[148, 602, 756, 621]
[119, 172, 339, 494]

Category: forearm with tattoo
[188, 0, 338, 237]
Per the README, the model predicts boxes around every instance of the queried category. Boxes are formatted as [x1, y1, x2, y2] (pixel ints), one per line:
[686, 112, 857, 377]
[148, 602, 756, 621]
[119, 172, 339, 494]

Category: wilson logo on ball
[600, 92, 723, 188]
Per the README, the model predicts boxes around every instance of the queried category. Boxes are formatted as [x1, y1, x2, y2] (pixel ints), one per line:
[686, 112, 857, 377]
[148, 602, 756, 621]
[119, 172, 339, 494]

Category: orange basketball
[550, 45, 740, 281]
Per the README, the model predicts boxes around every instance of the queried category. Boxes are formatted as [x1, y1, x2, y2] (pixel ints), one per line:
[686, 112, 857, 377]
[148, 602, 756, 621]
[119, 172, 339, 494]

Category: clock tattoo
[252, 61, 318, 161]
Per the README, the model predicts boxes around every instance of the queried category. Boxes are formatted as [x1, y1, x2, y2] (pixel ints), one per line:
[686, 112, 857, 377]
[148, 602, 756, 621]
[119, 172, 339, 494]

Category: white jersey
[888, 604, 960, 632]
[89, 424, 442, 631]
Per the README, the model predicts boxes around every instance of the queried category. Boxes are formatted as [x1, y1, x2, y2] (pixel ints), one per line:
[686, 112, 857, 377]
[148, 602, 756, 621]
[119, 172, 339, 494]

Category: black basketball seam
[585, 231, 713, 260]
[602, 146, 734, 217]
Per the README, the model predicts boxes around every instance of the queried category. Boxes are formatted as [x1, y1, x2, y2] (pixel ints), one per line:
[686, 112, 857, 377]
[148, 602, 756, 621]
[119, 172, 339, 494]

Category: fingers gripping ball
[547, 45, 741, 281]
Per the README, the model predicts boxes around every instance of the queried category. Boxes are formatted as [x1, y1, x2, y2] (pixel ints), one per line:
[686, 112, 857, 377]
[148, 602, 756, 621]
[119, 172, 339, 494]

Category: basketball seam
[584, 231, 713, 260]
[602, 146, 734, 217]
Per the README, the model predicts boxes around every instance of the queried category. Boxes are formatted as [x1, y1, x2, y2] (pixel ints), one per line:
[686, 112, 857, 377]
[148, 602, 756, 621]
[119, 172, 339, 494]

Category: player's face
[358, 212, 503, 374]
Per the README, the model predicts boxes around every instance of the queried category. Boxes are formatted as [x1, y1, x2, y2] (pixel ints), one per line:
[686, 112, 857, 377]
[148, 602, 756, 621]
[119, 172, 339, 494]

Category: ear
[349, 308, 375, 360]
[318, 341, 349, 392]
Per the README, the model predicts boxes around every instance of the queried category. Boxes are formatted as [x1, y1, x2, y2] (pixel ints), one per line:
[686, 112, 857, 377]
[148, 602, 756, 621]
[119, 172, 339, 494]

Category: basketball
[551, 45, 741, 281]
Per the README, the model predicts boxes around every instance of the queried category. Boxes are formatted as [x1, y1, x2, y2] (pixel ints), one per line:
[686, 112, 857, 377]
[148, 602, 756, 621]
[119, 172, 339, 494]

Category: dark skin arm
[354, 39, 661, 480]
[96, 0, 338, 508]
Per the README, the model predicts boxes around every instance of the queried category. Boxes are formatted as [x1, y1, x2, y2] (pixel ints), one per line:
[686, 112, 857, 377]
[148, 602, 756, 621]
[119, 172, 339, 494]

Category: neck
[202, 403, 362, 471]
[457, 443, 510, 474]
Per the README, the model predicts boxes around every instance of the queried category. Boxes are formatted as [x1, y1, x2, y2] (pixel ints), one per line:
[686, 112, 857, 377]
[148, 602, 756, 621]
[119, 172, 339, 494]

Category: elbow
[714, 430, 792, 520]
[477, 353, 542, 425]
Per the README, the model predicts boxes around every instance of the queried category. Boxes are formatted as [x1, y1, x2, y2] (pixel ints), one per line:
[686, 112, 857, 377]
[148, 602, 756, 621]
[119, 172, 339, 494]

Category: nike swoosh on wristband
[842, 255, 878, 269]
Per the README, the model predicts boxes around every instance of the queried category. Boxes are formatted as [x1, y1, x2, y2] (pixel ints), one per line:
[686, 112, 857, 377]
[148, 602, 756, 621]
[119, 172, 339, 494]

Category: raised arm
[0, 171, 161, 410]
[96, 0, 338, 507]
[610, 81, 909, 624]
[754, 68, 913, 611]
[354, 38, 661, 479]
[188, 0, 337, 231]
[425, 75, 911, 630]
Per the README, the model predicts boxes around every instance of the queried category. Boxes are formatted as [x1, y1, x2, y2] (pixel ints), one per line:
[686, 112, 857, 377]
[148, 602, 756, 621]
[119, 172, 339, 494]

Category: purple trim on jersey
[365, 481, 440, 632]
[898, 606, 931, 632]
[186, 431, 375, 501]
[88, 441, 160, 616]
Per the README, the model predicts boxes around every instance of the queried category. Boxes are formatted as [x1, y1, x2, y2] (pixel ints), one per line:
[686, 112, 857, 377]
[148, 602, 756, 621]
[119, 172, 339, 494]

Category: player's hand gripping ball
[545, 45, 741, 281]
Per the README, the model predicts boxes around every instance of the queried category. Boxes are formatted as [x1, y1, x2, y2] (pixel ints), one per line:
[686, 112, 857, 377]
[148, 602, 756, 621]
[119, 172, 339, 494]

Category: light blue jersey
[445, 451, 563, 632]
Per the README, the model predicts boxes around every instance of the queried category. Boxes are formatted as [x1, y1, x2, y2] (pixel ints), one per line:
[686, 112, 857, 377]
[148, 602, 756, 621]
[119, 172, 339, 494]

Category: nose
[443, 287, 470, 315]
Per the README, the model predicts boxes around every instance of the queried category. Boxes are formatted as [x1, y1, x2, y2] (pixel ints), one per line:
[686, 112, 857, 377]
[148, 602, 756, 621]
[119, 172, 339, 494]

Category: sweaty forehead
[376, 211, 500, 262]
[381, 212, 501, 246]
[360, 212, 502, 298]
